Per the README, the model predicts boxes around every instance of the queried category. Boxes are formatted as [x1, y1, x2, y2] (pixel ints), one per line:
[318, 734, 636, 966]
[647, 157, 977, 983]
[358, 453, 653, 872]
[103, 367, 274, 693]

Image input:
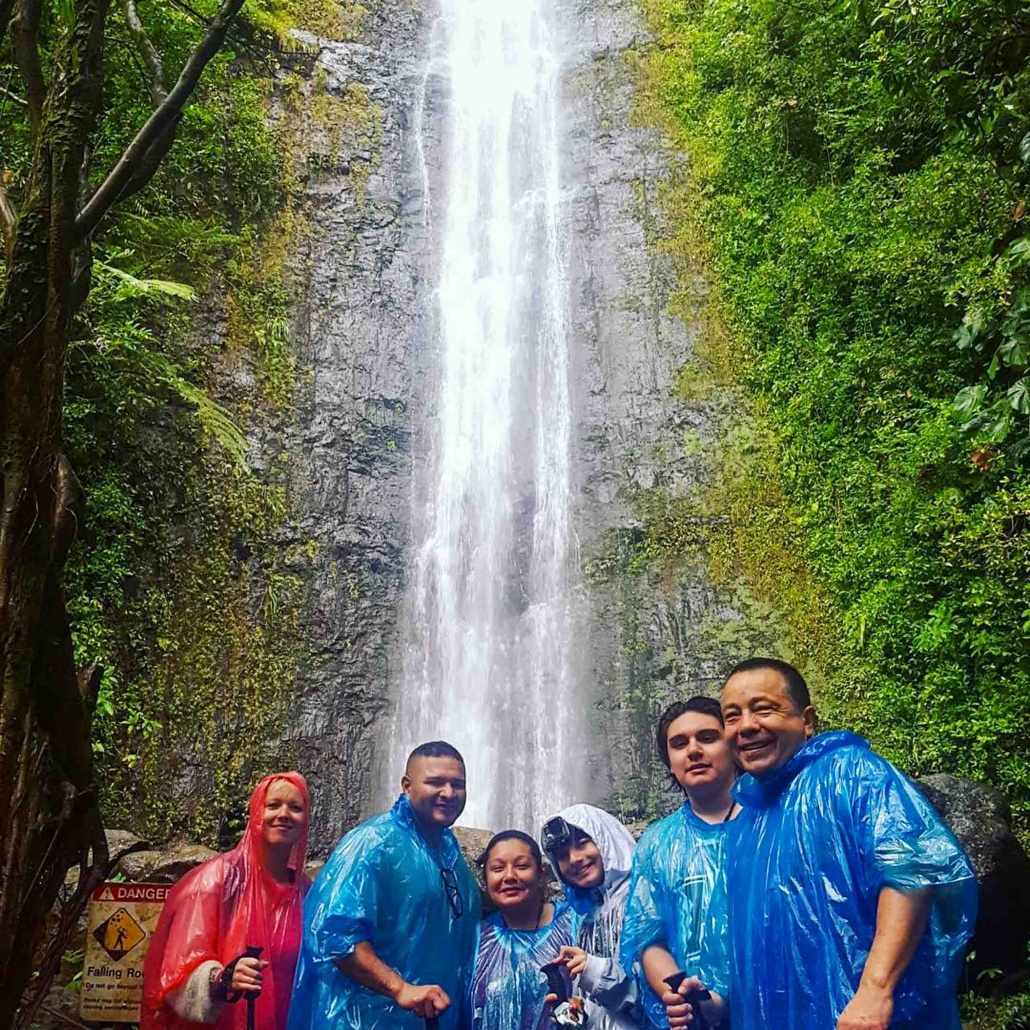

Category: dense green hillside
[632, 0, 1029, 838]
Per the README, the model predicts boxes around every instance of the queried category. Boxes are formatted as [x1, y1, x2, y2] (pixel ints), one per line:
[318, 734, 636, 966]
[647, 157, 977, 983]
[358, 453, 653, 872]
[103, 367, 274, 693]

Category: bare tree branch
[122, 0, 166, 106]
[10, 0, 44, 136]
[0, 83, 28, 107]
[76, 0, 247, 238]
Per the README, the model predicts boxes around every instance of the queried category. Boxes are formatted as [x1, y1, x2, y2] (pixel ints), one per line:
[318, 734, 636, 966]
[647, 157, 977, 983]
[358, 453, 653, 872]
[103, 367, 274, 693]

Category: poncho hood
[389, 793, 464, 864]
[541, 804, 636, 912]
[734, 730, 868, 808]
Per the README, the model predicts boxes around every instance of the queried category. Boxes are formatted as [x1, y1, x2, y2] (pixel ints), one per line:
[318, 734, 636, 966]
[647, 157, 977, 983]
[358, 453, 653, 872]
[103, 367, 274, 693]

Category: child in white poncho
[541, 805, 646, 1029]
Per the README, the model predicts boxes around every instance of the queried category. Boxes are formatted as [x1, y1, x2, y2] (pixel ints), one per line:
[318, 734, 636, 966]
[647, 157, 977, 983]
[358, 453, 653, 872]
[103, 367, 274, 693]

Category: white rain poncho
[542, 805, 645, 1029]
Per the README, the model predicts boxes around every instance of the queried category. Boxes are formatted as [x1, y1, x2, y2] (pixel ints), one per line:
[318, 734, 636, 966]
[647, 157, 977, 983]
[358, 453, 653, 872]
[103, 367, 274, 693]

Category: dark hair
[479, 830, 544, 872]
[406, 740, 465, 770]
[724, 658, 811, 712]
[656, 696, 724, 770]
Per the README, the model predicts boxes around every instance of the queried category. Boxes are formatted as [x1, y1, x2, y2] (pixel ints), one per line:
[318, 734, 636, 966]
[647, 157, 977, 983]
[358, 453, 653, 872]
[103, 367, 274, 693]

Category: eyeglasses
[440, 866, 464, 919]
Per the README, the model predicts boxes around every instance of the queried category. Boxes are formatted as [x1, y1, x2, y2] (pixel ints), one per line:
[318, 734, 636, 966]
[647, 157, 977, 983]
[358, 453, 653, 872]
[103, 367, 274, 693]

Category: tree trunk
[0, 207, 107, 1028]
[0, 0, 244, 1014]
[0, 2, 112, 1020]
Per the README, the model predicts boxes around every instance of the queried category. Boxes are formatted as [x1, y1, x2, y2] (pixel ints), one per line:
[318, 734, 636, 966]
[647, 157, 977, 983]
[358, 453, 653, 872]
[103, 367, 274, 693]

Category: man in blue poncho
[620, 696, 738, 1028]
[721, 658, 977, 1030]
[288, 741, 479, 1028]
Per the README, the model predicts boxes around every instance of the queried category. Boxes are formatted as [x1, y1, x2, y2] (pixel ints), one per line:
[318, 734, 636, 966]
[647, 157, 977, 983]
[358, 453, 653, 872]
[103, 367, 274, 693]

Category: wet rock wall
[280, 0, 733, 848]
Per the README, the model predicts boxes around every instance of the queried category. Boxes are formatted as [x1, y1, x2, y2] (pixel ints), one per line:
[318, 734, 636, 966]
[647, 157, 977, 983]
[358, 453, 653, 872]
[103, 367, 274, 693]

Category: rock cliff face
[555, 0, 726, 815]
[276, 4, 434, 851]
[283, 0, 731, 850]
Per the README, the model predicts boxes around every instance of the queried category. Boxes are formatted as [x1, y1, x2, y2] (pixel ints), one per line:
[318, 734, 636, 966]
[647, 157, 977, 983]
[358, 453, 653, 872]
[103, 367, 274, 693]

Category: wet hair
[656, 696, 724, 771]
[724, 657, 811, 713]
[479, 830, 544, 873]
[406, 740, 465, 771]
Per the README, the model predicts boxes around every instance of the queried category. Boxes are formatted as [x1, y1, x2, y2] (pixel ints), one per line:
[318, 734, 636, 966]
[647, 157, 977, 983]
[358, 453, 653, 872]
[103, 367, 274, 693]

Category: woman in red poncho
[142, 772, 310, 1029]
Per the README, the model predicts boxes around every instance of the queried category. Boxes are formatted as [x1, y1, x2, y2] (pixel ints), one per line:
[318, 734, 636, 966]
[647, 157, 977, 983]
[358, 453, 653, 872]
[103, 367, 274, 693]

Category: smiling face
[665, 710, 737, 797]
[721, 667, 816, 778]
[484, 838, 545, 911]
[261, 779, 307, 850]
[402, 755, 467, 833]
[555, 829, 604, 890]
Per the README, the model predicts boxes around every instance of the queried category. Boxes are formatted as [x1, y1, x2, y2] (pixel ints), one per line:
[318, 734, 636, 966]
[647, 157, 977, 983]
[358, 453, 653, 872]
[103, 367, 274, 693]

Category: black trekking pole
[425, 1017, 440, 1030]
[664, 971, 712, 1030]
[244, 945, 263, 1030]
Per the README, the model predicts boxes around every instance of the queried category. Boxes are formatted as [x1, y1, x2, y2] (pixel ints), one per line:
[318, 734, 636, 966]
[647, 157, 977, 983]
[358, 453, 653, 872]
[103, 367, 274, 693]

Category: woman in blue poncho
[471, 831, 575, 1029]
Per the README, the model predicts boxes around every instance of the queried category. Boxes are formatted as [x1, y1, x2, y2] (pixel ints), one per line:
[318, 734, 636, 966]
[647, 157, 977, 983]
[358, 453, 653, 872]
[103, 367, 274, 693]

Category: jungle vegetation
[634, 0, 1029, 840]
[0, 0, 354, 1015]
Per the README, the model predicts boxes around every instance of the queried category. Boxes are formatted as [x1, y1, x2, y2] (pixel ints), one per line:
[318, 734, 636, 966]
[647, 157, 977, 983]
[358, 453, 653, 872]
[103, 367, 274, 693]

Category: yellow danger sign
[80, 882, 171, 1022]
[93, 907, 147, 960]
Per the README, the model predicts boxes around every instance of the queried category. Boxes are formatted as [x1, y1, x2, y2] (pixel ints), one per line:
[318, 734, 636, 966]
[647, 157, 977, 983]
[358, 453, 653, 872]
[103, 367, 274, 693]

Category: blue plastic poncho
[471, 902, 575, 1030]
[727, 731, 977, 1029]
[619, 802, 732, 1027]
[288, 795, 479, 1029]
[541, 805, 644, 1029]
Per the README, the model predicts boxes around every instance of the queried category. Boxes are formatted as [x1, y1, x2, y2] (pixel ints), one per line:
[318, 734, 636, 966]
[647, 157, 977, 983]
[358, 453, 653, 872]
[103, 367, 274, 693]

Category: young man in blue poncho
[288, 741, 479, 1028]
[721, 658, 977, 1030]
[620, 696, 739, 1029]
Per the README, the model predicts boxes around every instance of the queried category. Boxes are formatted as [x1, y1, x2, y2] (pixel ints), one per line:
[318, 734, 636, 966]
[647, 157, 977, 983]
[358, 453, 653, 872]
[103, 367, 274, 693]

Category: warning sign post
[80, 882, 171, 1022]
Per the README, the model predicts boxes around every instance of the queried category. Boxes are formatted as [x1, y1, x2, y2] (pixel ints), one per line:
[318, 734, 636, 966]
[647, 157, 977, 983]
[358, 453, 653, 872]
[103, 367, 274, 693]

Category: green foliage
[961, 989, 1030, 1030]
[634, 0, 1030, 833]
[249, 0, 370, 43]
[0, 0, 339, 838]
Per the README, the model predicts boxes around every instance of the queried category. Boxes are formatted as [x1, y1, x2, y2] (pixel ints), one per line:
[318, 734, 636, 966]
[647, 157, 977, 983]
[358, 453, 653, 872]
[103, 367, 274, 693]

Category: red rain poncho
[142, 773, 311, 1029]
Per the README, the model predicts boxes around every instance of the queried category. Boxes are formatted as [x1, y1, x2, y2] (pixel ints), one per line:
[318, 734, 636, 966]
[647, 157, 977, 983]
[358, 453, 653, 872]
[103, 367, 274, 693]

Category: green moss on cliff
[60, 10, 349, 843]
[626, 0, 1030, 839]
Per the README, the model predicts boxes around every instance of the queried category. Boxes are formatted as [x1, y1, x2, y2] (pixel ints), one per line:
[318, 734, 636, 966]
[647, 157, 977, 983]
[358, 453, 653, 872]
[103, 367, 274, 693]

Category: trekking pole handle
[244, 946, 263, 1030]
[663, 972, 712, 1030]
[664, 972, 687, 994]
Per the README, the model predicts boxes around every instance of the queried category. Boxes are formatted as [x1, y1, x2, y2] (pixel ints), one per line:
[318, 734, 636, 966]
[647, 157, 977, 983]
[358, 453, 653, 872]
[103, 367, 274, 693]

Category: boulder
[105, 827, 149, 857]
[917, 774, 1030, 983]
[453, 826, 495, 913]
[113, 841, 219, 883]
[453, 826, 494, 874]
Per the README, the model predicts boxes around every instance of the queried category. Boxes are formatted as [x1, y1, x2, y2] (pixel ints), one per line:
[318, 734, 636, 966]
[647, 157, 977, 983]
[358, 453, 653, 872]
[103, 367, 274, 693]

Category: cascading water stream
[392, 0, 581, 831]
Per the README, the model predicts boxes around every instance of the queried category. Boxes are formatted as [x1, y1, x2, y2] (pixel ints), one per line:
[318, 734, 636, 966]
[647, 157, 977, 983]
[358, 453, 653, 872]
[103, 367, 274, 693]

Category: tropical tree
[0, 0, 247, 1018]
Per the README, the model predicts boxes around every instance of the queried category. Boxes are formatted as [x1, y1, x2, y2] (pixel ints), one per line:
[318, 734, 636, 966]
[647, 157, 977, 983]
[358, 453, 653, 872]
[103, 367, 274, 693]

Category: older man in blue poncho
[721, 658, 977, 1030]
[288, 741, 479, 1028]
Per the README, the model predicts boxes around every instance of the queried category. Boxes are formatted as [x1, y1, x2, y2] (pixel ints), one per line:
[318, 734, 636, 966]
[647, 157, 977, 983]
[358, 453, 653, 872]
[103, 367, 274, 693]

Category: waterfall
[392, 0, 581, 831]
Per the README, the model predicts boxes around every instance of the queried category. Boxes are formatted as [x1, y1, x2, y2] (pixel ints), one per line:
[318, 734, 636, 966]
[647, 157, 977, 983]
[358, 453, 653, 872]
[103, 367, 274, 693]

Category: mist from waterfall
[392, 0, 581, 831]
